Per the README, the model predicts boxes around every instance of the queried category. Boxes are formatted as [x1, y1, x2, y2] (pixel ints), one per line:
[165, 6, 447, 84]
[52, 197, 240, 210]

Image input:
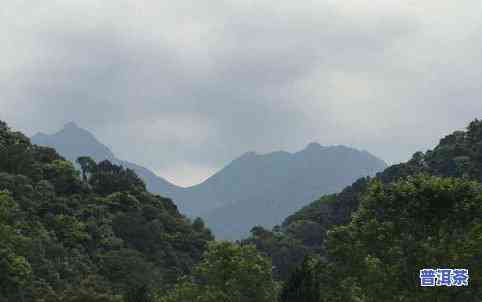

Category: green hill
[0, 121, 213, 301]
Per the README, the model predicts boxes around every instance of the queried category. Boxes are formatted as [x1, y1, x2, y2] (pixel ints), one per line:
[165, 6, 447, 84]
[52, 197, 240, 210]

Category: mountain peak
[63, 121, 80, 130]
[30, 123, 179, 197]
[305, 142, 323, 151]
[60, 122, 86, 131]
[32, 122, 116, 161]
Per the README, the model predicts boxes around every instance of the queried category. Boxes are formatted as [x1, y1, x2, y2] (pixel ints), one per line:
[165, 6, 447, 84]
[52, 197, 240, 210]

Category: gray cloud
[2, 1, 482, 186]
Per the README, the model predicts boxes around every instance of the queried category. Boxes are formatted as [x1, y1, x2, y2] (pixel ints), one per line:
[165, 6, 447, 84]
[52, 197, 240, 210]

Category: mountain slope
[32, 123, 387, 240]
[0, 120, 213, 301]
[243, 118, 482, 280]
[203, 144, 387, 239]
[31, 122, 180, 198]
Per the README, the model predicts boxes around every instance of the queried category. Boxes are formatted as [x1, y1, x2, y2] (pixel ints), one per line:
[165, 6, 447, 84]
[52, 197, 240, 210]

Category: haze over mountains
[31, 123, 387, 239]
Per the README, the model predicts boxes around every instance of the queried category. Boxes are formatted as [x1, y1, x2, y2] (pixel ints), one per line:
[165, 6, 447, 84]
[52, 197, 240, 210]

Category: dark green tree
[76, 156, 97, 182]
[125, 285, 154, 302]
[280, 255, 320, 302]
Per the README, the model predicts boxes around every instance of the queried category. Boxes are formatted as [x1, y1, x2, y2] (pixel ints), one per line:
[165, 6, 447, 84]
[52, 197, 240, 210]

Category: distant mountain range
[31, 123, 387, 239]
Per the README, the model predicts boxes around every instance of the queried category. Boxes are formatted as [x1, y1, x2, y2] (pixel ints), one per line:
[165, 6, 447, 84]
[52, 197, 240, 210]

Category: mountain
[202, 143, 387, 239]
[243, 119, 482, 282]
[32, 123, 387, 240]
[31, 122, 180, 197]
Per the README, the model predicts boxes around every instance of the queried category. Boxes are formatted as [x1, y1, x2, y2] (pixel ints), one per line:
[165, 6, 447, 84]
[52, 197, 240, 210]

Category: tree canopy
[158, 241, 279, 302]
[0, 121, 213, 301]
[318, 175, 481, 301]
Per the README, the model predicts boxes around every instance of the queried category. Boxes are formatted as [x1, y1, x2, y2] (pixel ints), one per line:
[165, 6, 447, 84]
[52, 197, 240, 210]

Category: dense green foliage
[280, 255, 321, 302]
[157, 241, 279, 302]
[239, 226, 310, 280]
[0, 121, 213, 301]
[318, 175, 481, 301]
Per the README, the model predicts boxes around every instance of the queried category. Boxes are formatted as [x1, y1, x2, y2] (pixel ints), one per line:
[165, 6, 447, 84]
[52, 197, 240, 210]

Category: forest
[0, 119, 481, 301]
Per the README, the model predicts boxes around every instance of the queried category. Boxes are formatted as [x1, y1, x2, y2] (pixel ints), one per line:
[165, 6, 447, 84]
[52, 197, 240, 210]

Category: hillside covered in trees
[243, 119, 482, 300]
[0, 121, 213, 301]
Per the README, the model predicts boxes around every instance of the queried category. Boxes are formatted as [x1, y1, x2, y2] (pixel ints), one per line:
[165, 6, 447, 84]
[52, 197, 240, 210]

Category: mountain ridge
[203, 143, 387, 239]
[242, 118, 482, 282]
[31, 123, 180, 196]
[31, 122, 387, 239]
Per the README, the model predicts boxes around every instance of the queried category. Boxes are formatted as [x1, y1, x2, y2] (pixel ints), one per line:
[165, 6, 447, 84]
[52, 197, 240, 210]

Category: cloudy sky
[2, 1, 482, 186]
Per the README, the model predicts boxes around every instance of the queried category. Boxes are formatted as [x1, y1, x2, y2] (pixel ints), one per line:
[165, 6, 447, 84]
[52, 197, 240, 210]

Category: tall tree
[280, 255, 320, 302]
[159, 241, 279, 302]
[76, 156, 97, 182]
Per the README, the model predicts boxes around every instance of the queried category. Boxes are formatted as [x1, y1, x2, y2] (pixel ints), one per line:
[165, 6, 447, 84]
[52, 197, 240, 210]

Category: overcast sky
[2, 1, 482, 186]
